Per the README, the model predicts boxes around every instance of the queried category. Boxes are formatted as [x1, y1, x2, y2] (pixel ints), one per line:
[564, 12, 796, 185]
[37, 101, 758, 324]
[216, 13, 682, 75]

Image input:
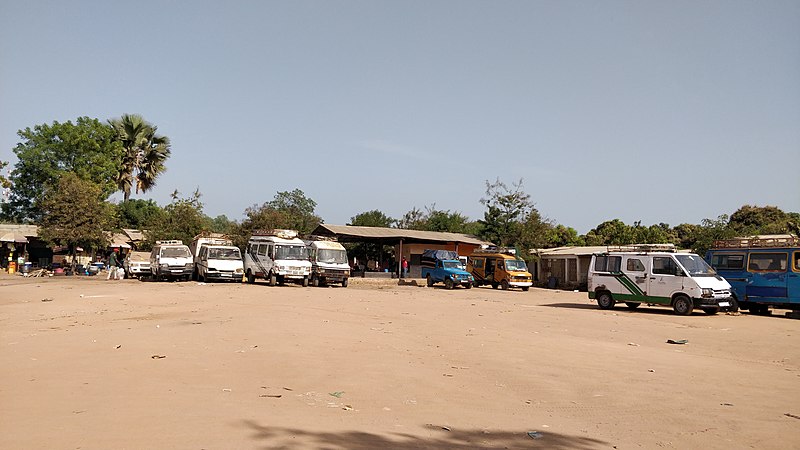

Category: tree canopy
[109, 114, 171, 201]
[38, 173, 113, 267]
[349, 210, 396, 228]
[2, 117, 123, 222]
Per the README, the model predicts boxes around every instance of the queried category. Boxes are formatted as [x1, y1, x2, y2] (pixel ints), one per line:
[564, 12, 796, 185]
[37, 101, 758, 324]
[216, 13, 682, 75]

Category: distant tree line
[1, 116, 797, 263]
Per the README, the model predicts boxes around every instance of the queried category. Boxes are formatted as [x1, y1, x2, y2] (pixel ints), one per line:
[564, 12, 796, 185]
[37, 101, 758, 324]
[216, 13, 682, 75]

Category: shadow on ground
[241, 421, 609, 449]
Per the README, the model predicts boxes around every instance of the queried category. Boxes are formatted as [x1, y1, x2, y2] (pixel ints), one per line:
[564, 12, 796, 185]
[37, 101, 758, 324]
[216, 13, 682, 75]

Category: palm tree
[109, 114, 171, 201]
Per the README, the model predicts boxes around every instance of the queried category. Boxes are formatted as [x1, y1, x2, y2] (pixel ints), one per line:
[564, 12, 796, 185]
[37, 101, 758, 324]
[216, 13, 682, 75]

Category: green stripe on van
[614, 272, 644, 296]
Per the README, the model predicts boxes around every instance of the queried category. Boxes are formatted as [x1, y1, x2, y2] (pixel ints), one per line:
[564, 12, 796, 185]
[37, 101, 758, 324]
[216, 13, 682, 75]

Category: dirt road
[1, 275, 798, 449]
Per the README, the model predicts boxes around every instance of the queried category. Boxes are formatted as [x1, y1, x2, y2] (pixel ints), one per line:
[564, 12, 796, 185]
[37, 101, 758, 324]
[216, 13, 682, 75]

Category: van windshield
[317, 249, 346, 264]
[275, 245, 308, 261]
[209, 248, 241, 260]
[162, 247, 190, 258]
[505, 259, 528, 271]
[675, 254, 717, 276]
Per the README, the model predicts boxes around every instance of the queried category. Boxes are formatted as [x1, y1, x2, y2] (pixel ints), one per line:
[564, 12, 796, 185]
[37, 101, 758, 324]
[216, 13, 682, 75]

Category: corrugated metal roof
[313, 224, 492, 246]
[0, 223, 39, 237]
[122, 229, 145, 241]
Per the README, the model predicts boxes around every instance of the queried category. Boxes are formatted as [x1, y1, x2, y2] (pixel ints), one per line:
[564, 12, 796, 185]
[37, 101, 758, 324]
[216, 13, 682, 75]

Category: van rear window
[594, 256, 621, 272]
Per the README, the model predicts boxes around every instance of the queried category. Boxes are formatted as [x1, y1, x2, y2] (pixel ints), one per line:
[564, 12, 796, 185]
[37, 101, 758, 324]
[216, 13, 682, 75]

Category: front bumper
[205, 271, 242, 281]
[693, 296, 734, 309]
[510, 281, 533, 287]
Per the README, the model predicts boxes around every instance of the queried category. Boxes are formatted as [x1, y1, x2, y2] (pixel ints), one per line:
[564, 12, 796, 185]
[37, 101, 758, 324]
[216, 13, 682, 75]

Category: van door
[746, 252, 788, 300]
[624, 255, 649, 298]
[648, 256, 680, 305]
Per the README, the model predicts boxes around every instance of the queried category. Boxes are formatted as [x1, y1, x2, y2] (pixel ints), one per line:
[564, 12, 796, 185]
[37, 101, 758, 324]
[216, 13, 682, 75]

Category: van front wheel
[625, 302, 641, 310]
[246, 270, 255, 284]
[673, 295, 693, 316]
[597, 292, 615, 309]
[269, 273, 277, 286]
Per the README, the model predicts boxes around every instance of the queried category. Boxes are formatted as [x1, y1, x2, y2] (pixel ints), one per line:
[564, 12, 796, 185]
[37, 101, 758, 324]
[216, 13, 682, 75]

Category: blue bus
[705, 235, 800, 315]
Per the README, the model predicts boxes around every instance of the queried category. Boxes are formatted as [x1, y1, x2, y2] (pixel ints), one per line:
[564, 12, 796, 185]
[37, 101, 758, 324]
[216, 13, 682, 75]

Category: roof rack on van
[251, 229, 298, 239]
[305, 234, 337, 242]
[473, 246, 516, 256]
[155, 240, 184, 245]
[712, 234, 799, 249]
[607, 243, 676, 253]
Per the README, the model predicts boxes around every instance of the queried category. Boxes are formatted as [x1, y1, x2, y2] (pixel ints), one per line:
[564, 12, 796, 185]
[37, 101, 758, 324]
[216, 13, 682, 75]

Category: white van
[306, 239, 350, 287]
[588, 245, 734, 315]
[150, 240, 193, 281]
[244, 230, 311, 287]
[196, 245, 244, 282]
[189, 233, 233, 280]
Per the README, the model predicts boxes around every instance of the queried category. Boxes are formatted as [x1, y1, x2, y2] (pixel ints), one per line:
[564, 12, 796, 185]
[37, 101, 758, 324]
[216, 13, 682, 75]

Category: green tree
[397, 207, 426, 230]
[109, 114, 171, 201]
[0, 160, 10, 189]
[207, 214, 236, 235]
[38, 173, 113, 269]
[672, 223, 701, 250]
[231, 189, 321, 250]
[478, 178, 534, 247]
[349, 210, 396, 228]
[144, 189, 209, 248]
[728, 205, 792, 235]
[115, 199, 164, 230]
[266, 189, 322, 234]
[545, 224, 585, 248]
[690, 215, 736, 256]
[2, 117, 123, 222]
[584, 219, 636, 245]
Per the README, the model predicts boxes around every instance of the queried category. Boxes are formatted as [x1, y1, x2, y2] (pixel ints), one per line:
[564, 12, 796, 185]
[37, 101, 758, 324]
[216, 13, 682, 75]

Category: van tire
[728, 296, 739, 312]
[445, 278, 454, 290]
[312, 275, 319, 287]
[501, 280, 509, 290]
[342, 278, 348, 288]
[246, 270, 255, 284]
[521, 286, 529, 291]
[703, 307, 720, 315]
[673, 295, 693, 315]
[427, 275, 434, 287]
[269, 273, 277, 286]
[302, 277, 309, 287]
[597, 292, 615, 309]
[465, 282, 472, 289]
[625, 302, 641, 310]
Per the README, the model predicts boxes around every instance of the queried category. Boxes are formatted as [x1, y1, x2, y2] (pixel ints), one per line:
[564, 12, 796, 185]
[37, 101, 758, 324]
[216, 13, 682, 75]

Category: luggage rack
[606, 243, 676, 253]
[251, 229, 298, 239]
[713, 234, 799, 249]
[472, 246, 516, 256]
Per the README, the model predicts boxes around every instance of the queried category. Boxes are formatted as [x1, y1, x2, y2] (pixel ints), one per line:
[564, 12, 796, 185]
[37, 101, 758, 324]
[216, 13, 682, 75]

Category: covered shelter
[310, 224, 492, 278]
[0, 224, 46, 271]
[532, 246, 608, 290]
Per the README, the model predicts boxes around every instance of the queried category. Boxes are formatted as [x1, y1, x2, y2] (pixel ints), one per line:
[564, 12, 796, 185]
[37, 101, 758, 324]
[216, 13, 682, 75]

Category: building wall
[394, 242, 481, 278]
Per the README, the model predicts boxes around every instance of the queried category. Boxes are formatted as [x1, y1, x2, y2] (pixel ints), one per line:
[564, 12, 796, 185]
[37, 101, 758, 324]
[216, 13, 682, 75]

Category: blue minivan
[706, 235, 800, 315]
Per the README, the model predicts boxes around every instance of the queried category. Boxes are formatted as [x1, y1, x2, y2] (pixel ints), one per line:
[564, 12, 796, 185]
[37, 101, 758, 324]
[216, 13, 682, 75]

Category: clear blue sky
[1, 1, 798, 233]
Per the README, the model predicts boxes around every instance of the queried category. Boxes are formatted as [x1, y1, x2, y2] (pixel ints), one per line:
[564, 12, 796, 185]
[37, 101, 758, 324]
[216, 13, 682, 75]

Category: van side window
[594, 256, 621, 272]
[749, 253, 787, 272]
[257, 244, 267, 257]
[267, 245, 274, 259]
[794, 252, 800, 271]
[627, 258, 645, 272]
[472, 258, 484, 270]
[711, 254, 744, 270]
[652, 257, 677, 275]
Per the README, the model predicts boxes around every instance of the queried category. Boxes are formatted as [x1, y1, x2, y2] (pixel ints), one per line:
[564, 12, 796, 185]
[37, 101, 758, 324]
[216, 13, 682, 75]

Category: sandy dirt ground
[1, 273, 799, 449]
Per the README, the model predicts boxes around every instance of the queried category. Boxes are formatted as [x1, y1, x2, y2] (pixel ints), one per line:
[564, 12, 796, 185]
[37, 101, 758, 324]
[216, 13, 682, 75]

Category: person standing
[107, 250, 119, 281]
[402, 256, 409, 278]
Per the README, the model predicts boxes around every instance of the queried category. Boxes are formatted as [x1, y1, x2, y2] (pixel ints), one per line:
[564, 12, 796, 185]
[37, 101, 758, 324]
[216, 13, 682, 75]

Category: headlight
[160, 264, 169, 269]
[701, 288, 713, 298]
[235, 268, 243, 274]
[185, 263, 193, 269]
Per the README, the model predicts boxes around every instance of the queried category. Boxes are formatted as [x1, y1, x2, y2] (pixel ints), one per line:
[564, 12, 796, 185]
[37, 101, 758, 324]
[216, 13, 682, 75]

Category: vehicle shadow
[542, 303, 600, 310]
[240, 421, 610, 449]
